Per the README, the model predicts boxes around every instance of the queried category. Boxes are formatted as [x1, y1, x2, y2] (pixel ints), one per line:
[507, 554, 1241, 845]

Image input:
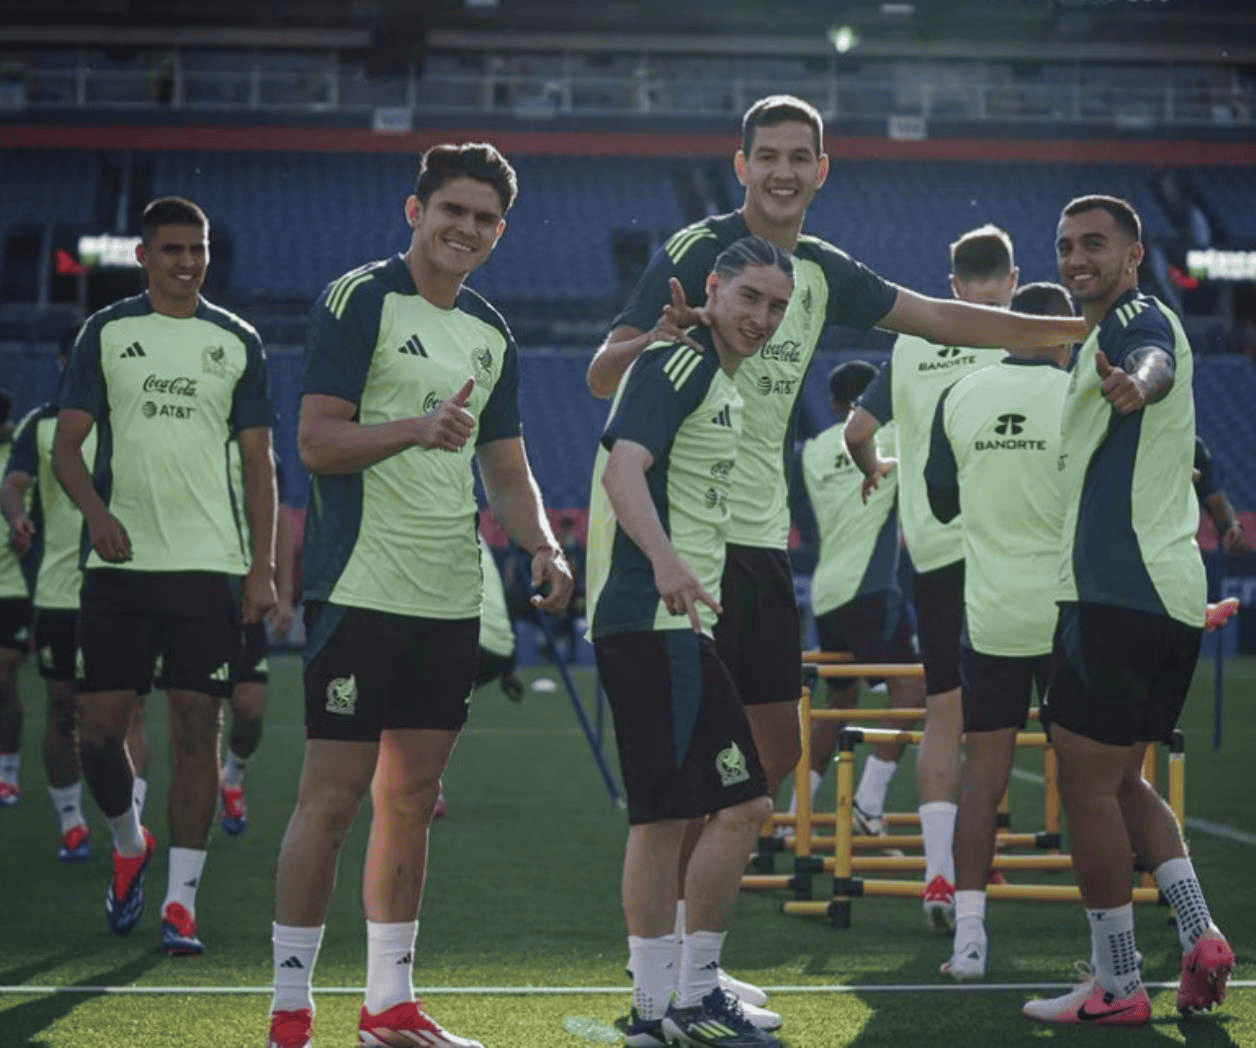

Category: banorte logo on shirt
[918, 347, 978, 372]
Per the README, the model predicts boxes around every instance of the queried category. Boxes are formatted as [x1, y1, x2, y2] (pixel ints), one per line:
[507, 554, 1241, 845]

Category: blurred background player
[476, 535, 523, 703]
[267, 143, 571, 1048]
[587, 96, 1083, 1007]
[1194, 436, 1250, 558]
[54, 196, 277, 957]
[923, 281, 1074, 980]
[587, 237, 791, 1048]
[792, 360, 922, 837]
[2, 338, 155, 858]
[1025, 195, 1231, 1025]
[0, 387, 32, 806]
[844, 224, 1020, 931]
[217, 439, 296, 836]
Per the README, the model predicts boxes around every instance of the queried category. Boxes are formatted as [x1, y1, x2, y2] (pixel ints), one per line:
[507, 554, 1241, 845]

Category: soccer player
[0, 388, 31, 807]
[588, 97, 1084, 998]
[3, 344, 155, 855]
[53, 196, 278, 956]
[1194, 436, 1250, 557]
[793, 361, 922, 835]
[1023, 195, 1232, 1025]
[844, 224, 1021, 930]
[266, 143, 572, 1048]
[922, 282, 1074, 980]
[217, 443, 296, 836]
[587, 236, 792, 1048]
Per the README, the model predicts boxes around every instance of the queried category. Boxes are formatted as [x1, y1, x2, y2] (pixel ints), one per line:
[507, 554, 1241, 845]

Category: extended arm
[478, 436, 573, 614]
[880, 287, 1088, 353]
[587, 280, 706, 398]
[298, 381, 477, 475]
[53, 408, 130, 562]
[1095, 346, 1174, 414]
[600, 439, 719, 633]
[843, 406, 896, 501]
[238, 426, 278, 624]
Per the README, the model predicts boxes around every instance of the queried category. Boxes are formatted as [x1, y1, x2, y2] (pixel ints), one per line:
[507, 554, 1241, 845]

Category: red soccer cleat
[1177, 929, 1234, 1014]
[267, 1008, 313, 1048]
[358, 1000, 484, 1047]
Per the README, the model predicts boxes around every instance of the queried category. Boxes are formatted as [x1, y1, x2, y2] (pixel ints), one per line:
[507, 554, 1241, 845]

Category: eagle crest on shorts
[715, 741, 750, 787]
[326, 674, 358, 715]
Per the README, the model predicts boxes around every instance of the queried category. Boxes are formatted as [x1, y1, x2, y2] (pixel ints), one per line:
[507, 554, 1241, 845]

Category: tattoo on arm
[1125, 347, 1175, 405]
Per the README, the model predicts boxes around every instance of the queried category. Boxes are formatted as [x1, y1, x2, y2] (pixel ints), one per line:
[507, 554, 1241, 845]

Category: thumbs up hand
[415, 377, 477, 451]
[1095, 351, 1148, 415]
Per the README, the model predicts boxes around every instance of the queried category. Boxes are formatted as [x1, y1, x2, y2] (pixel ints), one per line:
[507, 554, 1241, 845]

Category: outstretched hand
[1095, 351, 1147, 415]
[654, 549, 721, 633]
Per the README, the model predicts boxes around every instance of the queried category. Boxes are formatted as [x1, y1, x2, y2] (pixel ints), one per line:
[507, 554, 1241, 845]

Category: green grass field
[1, 653, 1254, 1047]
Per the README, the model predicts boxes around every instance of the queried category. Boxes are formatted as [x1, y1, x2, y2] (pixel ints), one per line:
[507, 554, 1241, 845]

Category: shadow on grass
[0, 953, 163, 1047]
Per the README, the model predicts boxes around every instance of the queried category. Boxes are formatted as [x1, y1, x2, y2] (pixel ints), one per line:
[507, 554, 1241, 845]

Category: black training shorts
[713, 545, 801, 707]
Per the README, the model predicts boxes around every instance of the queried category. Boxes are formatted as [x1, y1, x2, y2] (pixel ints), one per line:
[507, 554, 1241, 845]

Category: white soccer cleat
[718, 967, 768, 1008]
[941, 938, 987, 982]
[1022, 966, 1151, 1026]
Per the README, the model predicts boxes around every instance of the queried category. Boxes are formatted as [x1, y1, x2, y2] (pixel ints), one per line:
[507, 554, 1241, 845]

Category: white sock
[223, 748, 247, 789]
[49, 781, 85, 834]
[676, 929, 725, 1008]
[628, 934, 676, 1021]
[919, 801, 957, 883]
[1087, 903, 1141, 998]
[855, 755, 898, 818]
[106, 804, 144, 856]
[0, 752, 19, 785]
[132, 776, 148, 818]
[272, 923, 324, 1013]
[672, 900, 686, 972]
[364, 919, 418, 1015]
[162, 847, 207, 917]
[953, 889, 987, 948]
[1154, 856, 1217, 951]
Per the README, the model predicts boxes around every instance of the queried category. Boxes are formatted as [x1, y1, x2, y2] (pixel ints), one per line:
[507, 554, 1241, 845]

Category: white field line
[1010, 768, 1256, 845]
[1, 982, 1253, 995]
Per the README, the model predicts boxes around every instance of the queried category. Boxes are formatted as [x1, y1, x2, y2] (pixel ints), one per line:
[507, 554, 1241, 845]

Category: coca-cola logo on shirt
[142, 374, 199, 397]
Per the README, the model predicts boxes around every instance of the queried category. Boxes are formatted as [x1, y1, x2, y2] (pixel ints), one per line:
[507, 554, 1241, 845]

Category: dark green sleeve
[858, 359, 893, 424]
[602, 346, 713, 462]
[302, 279, 382, 406]
[816, 241, 900, 331]
[4, 405, 46, 477]
[925, 387, 960, 524]
[230, 329, 275, 432]
[612, 230, 719, 332]
[60, 315, 107, 419]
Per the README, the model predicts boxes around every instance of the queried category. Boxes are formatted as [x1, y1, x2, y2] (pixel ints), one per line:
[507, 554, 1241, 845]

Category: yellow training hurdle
[740, 655, 1185, 927]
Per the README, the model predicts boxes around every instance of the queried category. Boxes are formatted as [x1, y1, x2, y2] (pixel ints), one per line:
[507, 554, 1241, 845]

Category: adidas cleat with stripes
[105, 827, 155, 935]
[358, 1000, 484, 1047]
[623, 1007, 668, 1047]
[662, 988, 781, 1047]
[58, 823, 91, 863]
[160, 901, 205, 956]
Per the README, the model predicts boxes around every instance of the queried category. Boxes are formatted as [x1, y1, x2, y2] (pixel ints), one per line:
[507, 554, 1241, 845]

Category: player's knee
[375, 773, 442, 822]
[715, 794, 772, 835]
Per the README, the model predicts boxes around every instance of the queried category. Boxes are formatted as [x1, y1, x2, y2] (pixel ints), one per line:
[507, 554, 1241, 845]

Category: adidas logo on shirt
[397, 335, 427, 357]
[210, 662, 231, 682]
[710, 405, 733, 428]
[121, 342, 146, 359]
[279, 956, 305, 970]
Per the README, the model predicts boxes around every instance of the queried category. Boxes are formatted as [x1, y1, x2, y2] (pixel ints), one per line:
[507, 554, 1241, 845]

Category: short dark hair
[950, 224, 1014, 281]
[828, 360, 878, 403]
[0, 388, 11, 427]
[1061, 194, 1142, 243]
[712, 235, 794, 283]
[414, 142, 518, 214]
[741, 94, 823, 158]
[1011, 281, 1075, 318]
[141, 196, 207, 243]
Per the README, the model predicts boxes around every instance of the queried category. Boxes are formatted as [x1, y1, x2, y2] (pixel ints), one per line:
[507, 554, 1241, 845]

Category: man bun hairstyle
[414, 142, 518, 215]
[950, 224, 1014, 281]
[712, 235, 794, 283]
